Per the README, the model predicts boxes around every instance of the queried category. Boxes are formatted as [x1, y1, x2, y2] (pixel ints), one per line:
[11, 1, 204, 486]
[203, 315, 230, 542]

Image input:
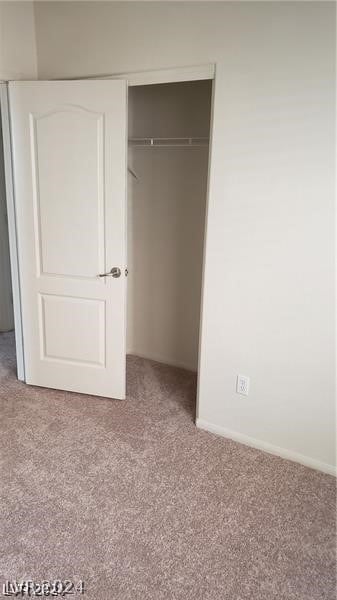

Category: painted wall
[127, 82, 211, 371]
[33, 1, 336, 472]
[0, 1, 37, 80]
[0, 1, 37, 331]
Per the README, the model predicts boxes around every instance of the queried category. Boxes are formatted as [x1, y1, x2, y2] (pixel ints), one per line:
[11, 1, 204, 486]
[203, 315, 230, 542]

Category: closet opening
[126, 79, 212, 413]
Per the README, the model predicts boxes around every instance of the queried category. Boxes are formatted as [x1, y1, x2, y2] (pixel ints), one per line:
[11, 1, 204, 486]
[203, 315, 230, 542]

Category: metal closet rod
[128, 137, 209, 147]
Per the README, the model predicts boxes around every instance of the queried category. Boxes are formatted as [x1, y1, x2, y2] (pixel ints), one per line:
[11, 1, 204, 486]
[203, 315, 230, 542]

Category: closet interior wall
[127, 81, 212, 371]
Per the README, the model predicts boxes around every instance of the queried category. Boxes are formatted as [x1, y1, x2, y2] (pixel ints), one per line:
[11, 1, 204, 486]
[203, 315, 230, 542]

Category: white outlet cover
[237, 374, 250, 396]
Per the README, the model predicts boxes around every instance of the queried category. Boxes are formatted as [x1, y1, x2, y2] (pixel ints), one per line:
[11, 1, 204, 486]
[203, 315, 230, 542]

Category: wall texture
[0, 1, 37, 80]
[33, 1, 336, 472]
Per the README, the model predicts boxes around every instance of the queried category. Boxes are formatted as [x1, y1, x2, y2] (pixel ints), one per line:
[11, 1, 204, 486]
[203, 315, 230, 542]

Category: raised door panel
[31, 108, 104, 279]
[39, 293, 105, 366]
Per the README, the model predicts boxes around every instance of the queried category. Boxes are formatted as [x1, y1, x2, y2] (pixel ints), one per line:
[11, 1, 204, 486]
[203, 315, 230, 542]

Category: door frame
[0, 82, 25, 380]
[97, 64, 215, 86]
[112, 63, 216, 421]
[1, 63, 216, 399]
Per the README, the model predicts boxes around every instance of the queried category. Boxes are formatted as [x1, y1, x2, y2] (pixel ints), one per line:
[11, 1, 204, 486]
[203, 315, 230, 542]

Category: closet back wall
[127, 82, 211, 370]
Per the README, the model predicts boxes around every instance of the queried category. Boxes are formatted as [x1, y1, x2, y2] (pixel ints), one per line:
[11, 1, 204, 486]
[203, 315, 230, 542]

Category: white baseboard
[127, 350, 197, 373]
[196, 418, 336, 477]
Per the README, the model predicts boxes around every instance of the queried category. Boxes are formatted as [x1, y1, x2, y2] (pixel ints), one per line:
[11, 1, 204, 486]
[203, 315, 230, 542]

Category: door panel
[34, 108, 104, 278]
[9, 80, 127, 399]
[40, 293, 105, 366]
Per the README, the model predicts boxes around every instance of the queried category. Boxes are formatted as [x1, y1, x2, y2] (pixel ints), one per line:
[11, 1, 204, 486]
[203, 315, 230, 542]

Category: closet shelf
[128, 137, 209, 148]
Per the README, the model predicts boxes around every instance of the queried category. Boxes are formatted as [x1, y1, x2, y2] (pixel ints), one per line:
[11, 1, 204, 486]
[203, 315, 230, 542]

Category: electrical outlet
[236, 374, 250, 396]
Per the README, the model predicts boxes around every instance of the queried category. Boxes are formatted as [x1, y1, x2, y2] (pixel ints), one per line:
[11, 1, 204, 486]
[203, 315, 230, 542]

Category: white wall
[127, 82, 211, 371]
[0, 1, 37, 80]
[127, 148, 208, 370]
[33, 1, 336, 472]
[0, 1, 37, 330]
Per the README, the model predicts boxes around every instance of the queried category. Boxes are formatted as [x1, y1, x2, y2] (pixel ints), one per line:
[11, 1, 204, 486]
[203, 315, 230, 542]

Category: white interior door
[9, 80, 127, 399]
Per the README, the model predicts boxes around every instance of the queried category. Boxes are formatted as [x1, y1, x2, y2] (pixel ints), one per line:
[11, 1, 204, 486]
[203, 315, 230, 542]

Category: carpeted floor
[0, 331, 335, 599]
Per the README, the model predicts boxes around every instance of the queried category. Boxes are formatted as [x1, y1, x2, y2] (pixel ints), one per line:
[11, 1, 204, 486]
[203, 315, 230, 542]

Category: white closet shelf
[128, 137, 209, 148]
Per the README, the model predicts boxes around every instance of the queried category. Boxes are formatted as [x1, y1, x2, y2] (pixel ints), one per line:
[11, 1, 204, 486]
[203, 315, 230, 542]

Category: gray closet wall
[0, 115, 14, 332]
[127, 81, 212, 371]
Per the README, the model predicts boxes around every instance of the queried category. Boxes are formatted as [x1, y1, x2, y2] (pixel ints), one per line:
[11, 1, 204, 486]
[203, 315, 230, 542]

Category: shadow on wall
[0, 116, 14, 333]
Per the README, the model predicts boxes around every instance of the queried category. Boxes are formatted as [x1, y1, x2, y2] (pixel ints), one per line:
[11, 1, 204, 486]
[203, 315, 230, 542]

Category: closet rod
[128, 137, 209, 148]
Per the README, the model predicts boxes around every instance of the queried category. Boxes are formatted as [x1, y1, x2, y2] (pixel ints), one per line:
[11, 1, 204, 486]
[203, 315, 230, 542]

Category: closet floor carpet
[0, 331, 335, 600]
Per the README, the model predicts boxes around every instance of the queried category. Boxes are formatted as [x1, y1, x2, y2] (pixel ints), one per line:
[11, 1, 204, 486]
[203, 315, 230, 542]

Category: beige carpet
[0, 331, 335, 599]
